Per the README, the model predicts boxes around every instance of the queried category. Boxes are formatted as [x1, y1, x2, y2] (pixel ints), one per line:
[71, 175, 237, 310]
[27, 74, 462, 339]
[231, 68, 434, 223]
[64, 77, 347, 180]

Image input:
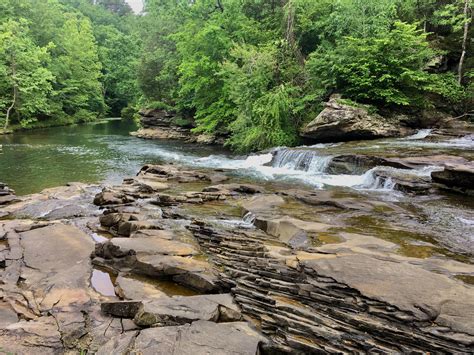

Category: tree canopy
[0, 0, 472, 151]
[137, 0, 472, 152]
[0, 0, 140, 129]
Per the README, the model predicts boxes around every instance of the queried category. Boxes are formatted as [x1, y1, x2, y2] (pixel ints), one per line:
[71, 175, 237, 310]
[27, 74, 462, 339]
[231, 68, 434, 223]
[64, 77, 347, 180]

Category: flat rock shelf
[0, 160, 473, 354]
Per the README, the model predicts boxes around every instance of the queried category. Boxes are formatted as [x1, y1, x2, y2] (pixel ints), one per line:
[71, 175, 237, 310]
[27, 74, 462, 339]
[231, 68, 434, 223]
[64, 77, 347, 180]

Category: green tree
[308, 22, 443, 107]
[52, 15, 105, 121]
[222, 44, 300, 152]
[0, 19, 54, 129]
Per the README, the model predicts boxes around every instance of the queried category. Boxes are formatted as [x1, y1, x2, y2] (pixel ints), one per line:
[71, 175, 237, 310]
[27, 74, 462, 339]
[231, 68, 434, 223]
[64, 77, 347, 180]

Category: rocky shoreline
[1, 156, 473, 353]
[132, 95, 473, 148]
[130, 109, 225, 145]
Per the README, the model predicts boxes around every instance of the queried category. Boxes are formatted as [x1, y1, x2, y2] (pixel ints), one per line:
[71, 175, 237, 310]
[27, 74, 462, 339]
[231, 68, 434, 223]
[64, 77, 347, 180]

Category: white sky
[126, 0, 143, 13]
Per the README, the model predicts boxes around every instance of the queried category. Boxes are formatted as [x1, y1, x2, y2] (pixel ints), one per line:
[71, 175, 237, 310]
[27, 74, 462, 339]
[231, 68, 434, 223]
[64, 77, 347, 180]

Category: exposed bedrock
[1, 163, 473, 353]
[130, 108, 226, 145]
[0, 182, 19, 210]
[431, 162, 474, 194]
[188, 220, 474, 353]
[301, 94, 410, 142]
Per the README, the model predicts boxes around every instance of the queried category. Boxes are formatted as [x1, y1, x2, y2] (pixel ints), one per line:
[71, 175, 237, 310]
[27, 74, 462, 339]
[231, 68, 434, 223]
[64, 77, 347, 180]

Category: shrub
[308, 22, 440, 108]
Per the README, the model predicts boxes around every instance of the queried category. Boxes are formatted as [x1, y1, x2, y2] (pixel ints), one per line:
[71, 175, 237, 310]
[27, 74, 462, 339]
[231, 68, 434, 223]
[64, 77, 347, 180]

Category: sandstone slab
[133, 320, 265, 355]
[134, 293, 241, 326]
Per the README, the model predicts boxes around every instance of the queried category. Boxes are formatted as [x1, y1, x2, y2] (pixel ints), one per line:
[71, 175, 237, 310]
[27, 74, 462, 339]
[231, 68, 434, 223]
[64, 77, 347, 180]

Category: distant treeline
[0, 0, 139, 129]
[1, 0, 472, 151]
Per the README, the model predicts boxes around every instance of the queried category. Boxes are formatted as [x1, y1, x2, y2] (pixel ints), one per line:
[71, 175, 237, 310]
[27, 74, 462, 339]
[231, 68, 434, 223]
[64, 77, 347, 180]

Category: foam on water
[390, 133, 474, 149]
[134, 147, 411, 191]
[403, 129, 432, 140]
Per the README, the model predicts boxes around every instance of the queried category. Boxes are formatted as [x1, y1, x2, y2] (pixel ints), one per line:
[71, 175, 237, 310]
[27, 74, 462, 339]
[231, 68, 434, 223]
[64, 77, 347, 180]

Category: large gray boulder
[301, 95, 403, 142]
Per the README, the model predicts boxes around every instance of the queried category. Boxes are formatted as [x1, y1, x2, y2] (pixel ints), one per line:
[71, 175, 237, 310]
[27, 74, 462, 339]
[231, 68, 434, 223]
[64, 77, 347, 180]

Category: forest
[0, 0, 472, 152]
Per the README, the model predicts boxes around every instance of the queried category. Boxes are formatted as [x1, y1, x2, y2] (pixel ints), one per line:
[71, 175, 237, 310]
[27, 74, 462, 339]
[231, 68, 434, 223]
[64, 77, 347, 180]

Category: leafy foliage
[136, 0, 471, 152]
[307, 22, 438, 107]
[0, 19, 54, 127]
[1, 0, 471, 148]
[0, 0, 140, 128]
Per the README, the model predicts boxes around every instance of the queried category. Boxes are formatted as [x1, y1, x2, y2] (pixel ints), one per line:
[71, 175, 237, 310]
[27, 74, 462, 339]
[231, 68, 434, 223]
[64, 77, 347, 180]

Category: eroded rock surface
[301, 94, 407, 142]
[130, 108, 225, 145]
[432, 162, 474, 193]
[1, 163, 473, 354]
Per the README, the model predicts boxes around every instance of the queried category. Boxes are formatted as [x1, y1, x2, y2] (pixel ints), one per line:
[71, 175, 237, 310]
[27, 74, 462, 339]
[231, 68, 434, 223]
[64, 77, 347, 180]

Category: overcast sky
[126, 0, 143, 13]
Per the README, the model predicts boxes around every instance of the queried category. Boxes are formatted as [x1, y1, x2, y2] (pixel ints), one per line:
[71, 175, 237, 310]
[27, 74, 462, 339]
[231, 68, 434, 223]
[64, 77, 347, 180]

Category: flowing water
[1, 120, 473, 257]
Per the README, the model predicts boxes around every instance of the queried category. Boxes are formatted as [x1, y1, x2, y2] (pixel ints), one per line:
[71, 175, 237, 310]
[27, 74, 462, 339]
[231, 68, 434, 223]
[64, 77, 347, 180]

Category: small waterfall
[272, 149, 332, 173]
[358, 168, 396, 190]
[404, 129, 432, 140]
[242, 212, 256, 224]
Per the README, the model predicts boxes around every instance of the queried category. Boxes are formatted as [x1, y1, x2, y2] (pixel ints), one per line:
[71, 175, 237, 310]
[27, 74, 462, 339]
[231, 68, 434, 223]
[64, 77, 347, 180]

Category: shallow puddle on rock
[398, 242, 437, 259]
[342, 215, 472, 263]
[276, 199, 333, 222]
[91, 268, 117, 297]
[315, 232, 343, 245]
[124, 273, 199, 296]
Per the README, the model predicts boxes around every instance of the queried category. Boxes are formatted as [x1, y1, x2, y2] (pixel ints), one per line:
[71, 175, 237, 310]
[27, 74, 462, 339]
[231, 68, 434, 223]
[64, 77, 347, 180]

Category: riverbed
[1, 119, 473, 257]
[1, 119, 474, 352]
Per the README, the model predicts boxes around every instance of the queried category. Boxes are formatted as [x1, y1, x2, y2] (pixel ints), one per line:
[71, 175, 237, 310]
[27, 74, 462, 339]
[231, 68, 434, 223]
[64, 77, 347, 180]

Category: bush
[307, 22, 439, 108]
[227, 84, 298, 152]
[121, 105, 137, 120]
[145, 100, 173, 111]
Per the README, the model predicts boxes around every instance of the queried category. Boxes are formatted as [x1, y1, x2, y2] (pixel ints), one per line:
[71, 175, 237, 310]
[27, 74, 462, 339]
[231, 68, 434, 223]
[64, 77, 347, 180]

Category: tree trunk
[458, 0, 471, 85]
[4, 60, 17, 131]
[285, 0, 304, 65]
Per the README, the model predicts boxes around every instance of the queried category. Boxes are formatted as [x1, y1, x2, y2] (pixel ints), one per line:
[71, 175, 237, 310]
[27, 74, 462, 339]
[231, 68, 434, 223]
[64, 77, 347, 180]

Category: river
[0, 118, 226, 195]
[1, 118, 473, 258]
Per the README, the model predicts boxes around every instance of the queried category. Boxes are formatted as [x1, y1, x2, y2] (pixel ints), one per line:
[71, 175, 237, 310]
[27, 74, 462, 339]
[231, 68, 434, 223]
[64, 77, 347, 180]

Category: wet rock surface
[431, 162, 474, 193]
[1, 162, 473, 353]
[0, 182, 18, 208]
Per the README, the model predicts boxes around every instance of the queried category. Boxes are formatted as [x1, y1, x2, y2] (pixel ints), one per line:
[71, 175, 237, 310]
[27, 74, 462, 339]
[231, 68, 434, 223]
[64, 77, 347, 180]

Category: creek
[1, 118, 473, 257]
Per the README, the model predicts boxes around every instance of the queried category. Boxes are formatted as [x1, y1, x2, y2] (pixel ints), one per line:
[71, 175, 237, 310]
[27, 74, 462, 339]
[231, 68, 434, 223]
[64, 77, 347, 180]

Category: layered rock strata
[131, 108, 225, 144]
[1, 164, 473, 353]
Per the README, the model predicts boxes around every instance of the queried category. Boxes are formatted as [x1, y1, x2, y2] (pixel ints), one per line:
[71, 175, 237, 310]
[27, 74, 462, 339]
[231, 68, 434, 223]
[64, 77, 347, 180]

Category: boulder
[431, 163, 474, 192]
[133, 254, 220, 293]
[134, 294, 241, 326]
[94, 189, 134, 206]
[301, 94, 403, 142]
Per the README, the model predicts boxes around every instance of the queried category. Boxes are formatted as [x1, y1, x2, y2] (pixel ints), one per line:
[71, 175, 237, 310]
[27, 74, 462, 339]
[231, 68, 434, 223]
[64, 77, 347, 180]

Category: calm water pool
[0, 119, 226, 195]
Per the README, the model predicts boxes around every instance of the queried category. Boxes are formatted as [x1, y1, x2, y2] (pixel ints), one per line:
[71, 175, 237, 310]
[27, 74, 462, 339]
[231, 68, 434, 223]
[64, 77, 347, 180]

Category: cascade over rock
[301, 94, 410, 142]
